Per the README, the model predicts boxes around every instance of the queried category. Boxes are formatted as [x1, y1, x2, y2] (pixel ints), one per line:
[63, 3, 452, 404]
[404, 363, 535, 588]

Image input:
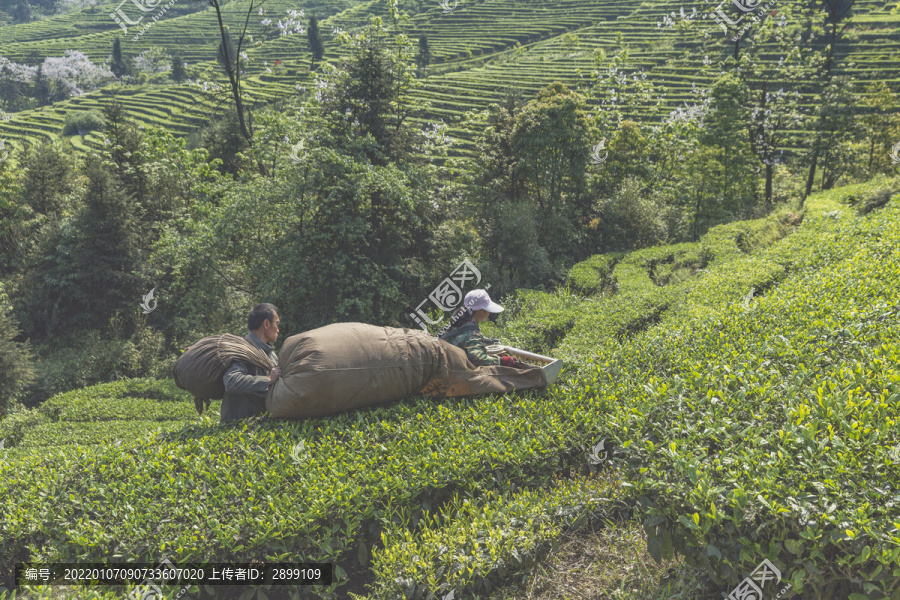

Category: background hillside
[2, 0, 900, 158]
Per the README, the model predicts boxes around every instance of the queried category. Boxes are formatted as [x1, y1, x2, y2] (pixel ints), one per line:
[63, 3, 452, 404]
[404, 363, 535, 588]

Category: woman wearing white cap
[438, 289, 527, 367]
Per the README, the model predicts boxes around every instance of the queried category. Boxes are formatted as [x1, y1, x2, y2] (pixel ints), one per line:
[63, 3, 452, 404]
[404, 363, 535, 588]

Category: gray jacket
[219, 331, 279, 423]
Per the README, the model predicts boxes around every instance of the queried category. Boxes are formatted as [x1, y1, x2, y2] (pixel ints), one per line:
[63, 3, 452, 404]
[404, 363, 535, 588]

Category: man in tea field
[220, 303, 283, 422]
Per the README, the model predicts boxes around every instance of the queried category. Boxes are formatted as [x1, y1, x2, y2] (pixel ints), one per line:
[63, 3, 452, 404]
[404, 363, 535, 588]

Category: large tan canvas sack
[419, 340, 546, 397]
[266, 323, 443, 419]
[173, 333, 274, 414]
[266, 323, 547, 420]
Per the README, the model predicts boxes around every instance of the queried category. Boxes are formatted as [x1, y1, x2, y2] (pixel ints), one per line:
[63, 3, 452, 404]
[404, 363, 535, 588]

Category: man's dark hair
[248, 303, 279, 331]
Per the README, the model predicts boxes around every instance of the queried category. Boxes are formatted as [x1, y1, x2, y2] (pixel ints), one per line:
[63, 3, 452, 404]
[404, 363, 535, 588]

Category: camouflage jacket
[440, 319, 500, 366]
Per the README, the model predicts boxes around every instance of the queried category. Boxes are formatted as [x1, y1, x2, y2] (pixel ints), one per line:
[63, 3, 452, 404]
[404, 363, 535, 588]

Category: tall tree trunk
[802, 146, 818, 204]
[803, 19, 841, 204]
[212, 1, 251, 143]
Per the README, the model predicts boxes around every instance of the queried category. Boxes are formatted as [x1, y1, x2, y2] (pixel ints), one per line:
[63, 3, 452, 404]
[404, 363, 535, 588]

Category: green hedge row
[569, 181, 900, 597]
[368, 472, 622, 600]
[565, 251, 623, 296]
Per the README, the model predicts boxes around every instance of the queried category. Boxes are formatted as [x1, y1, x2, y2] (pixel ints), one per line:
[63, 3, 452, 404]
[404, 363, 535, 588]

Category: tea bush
[565, 252, 623, 296]
[369, 472, 623, 600]
[1, 179, 898, 599]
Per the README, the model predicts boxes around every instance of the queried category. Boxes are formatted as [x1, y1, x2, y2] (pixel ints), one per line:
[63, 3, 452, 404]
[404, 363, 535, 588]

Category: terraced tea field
[2, 0, 900, 162]
[2, 177, 898, 599]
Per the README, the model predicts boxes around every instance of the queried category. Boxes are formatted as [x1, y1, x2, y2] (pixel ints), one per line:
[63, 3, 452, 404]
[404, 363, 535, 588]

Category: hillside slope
[1, 0, 899, 161]
[1, 176, 898, 599]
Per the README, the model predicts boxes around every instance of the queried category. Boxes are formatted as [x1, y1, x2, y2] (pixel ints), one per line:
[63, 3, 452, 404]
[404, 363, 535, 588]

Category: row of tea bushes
[368, 471, 622, 600]
[0, 378, 197, 460]
[555, 182, 900, 597]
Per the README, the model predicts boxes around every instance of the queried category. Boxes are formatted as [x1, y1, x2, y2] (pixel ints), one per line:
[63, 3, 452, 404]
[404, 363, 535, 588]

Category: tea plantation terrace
[2, 176, 898, 598]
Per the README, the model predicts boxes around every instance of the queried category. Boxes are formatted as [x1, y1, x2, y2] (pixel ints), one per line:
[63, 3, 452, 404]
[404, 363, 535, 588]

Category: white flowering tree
[133, 47, 172, 76]
[0, 52, 114, 107]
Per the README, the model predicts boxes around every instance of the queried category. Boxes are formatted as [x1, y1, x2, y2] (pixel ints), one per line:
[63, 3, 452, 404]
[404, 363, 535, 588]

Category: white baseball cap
[464, 289, 504, 313]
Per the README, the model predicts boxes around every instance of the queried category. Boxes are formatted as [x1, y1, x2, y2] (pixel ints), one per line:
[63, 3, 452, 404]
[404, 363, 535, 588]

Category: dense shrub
[0, 282, 33, 416]
[26, 327, 172, 405]
[565, 252, 623, 296]
[837, 174, 899, 215]
[61, 109, 105, 136]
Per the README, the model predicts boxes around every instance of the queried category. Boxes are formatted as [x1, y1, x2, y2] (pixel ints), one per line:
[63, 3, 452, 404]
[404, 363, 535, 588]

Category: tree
[20, 139, 76, 215]
[171, 54, 187, 82]
[211, 2, 266, 145]
[68, 157, 144, 335]
[110, 36, 129, 78]
[858, 82, 900, 175]
[468, 86, 527, 205]
[812, 76, 860, 190]
[746, 80, 802, 204]
[510, 81, 591, 259]
[307, 15, 324, 66]
[13, 0, 32, 23]
[591, 120, 652, 200]
[801, 0, 858, 201]
[317, 20, 426, 166]
[32, 63, 50, 106]
[0, 155, 34, 278]
[416, 35, 430, 76]
[200, 108, 251, 177]
[102, 98, 143, 193]
[19, 157, 143, 340]
[733, 34, 809, 205]
[589, 47, 664, 134]
[697, 73, 756, 216]
[465, 86, 552, 286]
